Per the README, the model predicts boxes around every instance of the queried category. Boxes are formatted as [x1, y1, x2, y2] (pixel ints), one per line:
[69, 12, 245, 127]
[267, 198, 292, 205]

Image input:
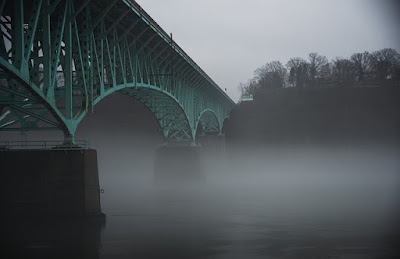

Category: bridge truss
[0, 0, 235, 145]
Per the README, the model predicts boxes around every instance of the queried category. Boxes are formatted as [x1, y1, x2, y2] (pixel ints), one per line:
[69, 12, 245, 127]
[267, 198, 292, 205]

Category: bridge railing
[0, 140, 91, 150]
[126, 0, 234, 104]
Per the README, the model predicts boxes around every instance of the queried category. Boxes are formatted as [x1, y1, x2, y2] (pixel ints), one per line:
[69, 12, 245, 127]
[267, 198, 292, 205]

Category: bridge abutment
[0, 149, 104, 219]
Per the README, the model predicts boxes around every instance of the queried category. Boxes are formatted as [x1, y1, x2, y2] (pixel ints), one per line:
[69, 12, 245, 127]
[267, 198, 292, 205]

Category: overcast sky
[136, 0, 400, 102]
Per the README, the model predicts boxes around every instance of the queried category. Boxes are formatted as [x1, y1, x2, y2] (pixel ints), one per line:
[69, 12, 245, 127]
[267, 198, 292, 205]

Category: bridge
[0, 0, 235, 146]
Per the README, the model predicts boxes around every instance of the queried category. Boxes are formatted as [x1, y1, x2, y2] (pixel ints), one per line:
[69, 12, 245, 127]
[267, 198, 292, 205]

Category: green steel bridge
[0, 0, 235, 146]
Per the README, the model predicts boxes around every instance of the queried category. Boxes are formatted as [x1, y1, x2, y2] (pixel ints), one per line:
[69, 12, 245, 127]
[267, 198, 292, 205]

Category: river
[2, 146, 400, 258]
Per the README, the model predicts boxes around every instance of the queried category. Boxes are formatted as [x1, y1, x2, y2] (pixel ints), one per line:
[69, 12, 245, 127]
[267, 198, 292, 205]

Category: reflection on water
[2, 147, 400, 258]
[1, 217, 104, 259]
[99, 146, 400, 258]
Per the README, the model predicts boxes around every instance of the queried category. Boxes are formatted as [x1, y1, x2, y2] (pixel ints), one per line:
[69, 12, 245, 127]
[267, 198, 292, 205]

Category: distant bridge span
[0, 0, 235, 145]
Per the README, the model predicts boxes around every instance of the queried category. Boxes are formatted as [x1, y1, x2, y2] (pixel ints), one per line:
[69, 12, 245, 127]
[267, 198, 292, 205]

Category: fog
[1, 0, 399, 257]
[92, 141, 400, 258]
[77, 94, 400, 258]
[2, 93, 399, 258]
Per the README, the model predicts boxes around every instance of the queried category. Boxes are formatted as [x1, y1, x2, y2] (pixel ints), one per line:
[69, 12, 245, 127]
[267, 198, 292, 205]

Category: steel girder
[0, 0, 235, 145]
[197, 109, 221, 135]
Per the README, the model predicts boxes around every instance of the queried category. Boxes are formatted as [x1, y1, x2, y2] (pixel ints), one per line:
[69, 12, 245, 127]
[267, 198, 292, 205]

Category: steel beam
[0, 0, 235, 145]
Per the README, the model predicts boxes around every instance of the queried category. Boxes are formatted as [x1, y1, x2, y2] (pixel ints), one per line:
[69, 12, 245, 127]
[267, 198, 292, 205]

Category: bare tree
[238, 82, 247, 96]
[246, 78, 260, 95]
[286, 57, 310, 88]
[350, 51, 373, 81]
[308, 52, 328, 87]
[319, 62, 333, 82]
[237, 48, 400, 98]
[308, 52, 328, 78]
[393, 53, 400, 80]
[254, 61, 287, 89]
[332, 58, 356, 86]
[238, 78, 259, 95]
[371, 48, 400, 80]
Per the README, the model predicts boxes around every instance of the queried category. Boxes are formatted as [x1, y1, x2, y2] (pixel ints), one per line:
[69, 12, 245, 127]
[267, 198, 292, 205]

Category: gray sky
[136, 0, 400, 102]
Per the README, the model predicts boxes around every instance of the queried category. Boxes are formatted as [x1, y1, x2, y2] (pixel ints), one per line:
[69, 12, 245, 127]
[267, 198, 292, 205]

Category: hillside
[224, 87, 400, 148]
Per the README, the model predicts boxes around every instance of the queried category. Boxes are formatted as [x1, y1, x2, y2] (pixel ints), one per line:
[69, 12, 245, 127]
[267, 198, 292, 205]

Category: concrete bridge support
[0, 149, 104, 218]
[154, 146, 205, 183]
[198, 133, 226, 154]
[153, 134, 226, 183]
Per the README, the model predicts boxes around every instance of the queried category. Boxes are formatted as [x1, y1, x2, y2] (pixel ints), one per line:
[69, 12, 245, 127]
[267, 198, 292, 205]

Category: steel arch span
[196, 109, 222, 136]
[0, 0, 235, 145]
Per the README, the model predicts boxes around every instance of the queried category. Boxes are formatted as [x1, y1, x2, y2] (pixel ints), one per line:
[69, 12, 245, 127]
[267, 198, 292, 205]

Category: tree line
[239, 48, 400, 95]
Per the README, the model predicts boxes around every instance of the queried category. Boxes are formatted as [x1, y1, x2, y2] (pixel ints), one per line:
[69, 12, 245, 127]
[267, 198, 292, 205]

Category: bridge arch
[74, 83, 194, 144]
[195, 109, 222, 136]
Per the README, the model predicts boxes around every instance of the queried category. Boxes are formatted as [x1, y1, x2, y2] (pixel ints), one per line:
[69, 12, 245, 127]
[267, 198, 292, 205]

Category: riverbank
[224, 86, 400, 148]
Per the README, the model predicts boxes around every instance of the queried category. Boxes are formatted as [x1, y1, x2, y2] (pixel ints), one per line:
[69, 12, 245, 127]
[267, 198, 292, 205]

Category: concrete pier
[154, 146, 205, 182]
[198, 134, 225, 154]
[0, 149, 103, 218]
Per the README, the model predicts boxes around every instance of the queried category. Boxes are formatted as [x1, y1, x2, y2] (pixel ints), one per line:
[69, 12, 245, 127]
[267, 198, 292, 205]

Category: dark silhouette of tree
[254, 61, 287, 90]
[308, 52, 328, 87]
[393, 57, 400, 80]
[286, 57, 309, 88]
[320, 62, 333, 80]
[332, 58, 356, 86]
[351, 52, 373, 81]
[238, 48, 399, 97]
[238, 82, 247, 96]
[371, 48, 400, 80]
[238, 79, 259, 96]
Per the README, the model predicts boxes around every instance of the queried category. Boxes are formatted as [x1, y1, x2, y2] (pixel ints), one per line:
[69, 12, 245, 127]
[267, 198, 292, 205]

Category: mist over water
[94, 140, 400, 258]
[2, 93, 399, 258]
[83, 96, 399, 258]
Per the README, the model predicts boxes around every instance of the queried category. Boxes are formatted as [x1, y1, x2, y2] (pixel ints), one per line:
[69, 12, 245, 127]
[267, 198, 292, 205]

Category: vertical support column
[63, 131, 75, 146]
[89, 27, 94, 113]
[43, 0, 52, 99]
[64, 0, 73, 120]
[111, 31, 117, 87]
[219, 124, 224, 136]
[100, 37, 105, 96]
[62, 4, 77, 152]
[12, 0, 26, 75]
